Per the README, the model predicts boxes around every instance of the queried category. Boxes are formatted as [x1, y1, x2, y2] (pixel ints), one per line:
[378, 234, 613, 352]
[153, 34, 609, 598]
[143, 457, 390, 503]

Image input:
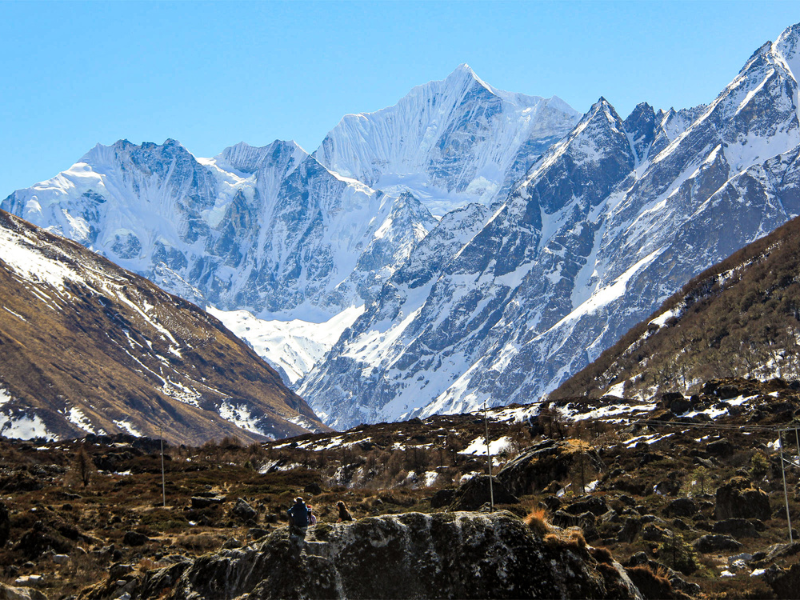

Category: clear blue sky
[1, 0, 799, 195]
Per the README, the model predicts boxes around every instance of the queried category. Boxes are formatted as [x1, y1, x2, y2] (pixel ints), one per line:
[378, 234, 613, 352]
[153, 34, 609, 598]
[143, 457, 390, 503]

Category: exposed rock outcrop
[449, 475, 519, 511]
[117, 512, 641, 599]
[497, 440, 604, 496]
[714, 477, 771, 520]
[0, 581, 48, 600]
[0, 502, 9, 547]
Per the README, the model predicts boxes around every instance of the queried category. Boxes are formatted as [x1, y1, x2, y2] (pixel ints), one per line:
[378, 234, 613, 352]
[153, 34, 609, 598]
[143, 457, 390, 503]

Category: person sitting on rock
[336, 500, 353, 522]
[287, 497, 310, 538]
[307, 504, 317, 525]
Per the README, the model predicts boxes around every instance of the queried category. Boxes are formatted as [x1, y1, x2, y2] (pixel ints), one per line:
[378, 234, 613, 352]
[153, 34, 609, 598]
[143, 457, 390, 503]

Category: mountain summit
[313, 65, 581, 215]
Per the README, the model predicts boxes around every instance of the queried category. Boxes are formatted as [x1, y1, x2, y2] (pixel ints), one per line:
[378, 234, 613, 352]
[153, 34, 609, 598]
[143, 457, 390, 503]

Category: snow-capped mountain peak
[213, 140, 308, 176]
[313, 66, 581, 215]
[300, 22, 800, 429]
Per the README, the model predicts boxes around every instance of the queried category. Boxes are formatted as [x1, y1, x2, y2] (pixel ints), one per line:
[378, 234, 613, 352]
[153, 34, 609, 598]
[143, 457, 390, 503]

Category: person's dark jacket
[287, 500, 309, 527]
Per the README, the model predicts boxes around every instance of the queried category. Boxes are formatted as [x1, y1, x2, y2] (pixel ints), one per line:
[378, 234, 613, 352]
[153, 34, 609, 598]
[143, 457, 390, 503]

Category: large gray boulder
[0, 581, 48, 600]
[497, 440, 604, 496]
[449, 475, 519, 511]
[132, 511, 641, 599]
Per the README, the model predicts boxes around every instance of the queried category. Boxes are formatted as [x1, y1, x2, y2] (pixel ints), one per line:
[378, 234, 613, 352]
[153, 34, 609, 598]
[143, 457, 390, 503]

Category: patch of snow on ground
[459, 435, 513, 456]
[604, 381, 627, 397]
[218, 401, 267, 437]
[258, 460, 302, 474]
[113, 420, 142, 437]
[423, 471, 439, 487]
[3, 307, 27, 322]
[459, 471, 480, 484]
[482, 404, 539, 423]
[66, 407, 96, 434]
[286, 415, 319, 434]
[0, 412, 56, 441]
[648, 308, 677, 329]
[0, 388, 11, 409]
[564, 403, 657, 422]
[0, 226, 78, 289]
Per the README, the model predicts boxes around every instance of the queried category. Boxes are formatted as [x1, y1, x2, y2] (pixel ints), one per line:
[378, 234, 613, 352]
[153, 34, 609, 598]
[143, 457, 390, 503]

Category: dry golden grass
[523, 506, 550, 537]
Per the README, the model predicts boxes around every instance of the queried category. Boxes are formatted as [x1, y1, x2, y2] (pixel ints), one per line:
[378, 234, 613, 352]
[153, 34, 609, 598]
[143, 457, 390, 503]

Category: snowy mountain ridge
[2, 138, 439, 379]
[314, 64, 581, 216]
[300, 23, 800, 428]
[5, 24, 800, 434]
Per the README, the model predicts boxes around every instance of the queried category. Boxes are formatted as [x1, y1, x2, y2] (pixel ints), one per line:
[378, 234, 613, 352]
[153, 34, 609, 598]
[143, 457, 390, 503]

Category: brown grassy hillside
[0, 210, 328, 445]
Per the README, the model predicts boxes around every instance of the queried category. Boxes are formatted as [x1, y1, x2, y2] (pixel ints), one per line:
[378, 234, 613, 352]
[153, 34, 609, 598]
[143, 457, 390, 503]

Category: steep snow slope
[2, 140, 436, 319]
[314, 64, 581, 216]
[302, 23, 800, 428]
[207, 304, 364, 385]
[2, 141, 437, 381]
[0, 209, 327, 444]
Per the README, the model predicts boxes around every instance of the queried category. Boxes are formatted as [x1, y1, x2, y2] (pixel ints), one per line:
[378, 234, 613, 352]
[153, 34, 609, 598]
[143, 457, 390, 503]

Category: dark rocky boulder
[14, 521, 72, 559]
[625, 566, 690, 600]
[764, 563, 800, 599]
[706, 439, 734, 457]
[304, 482, 322, 495]
[497, 440, 603, 496]
[664, 498, 698, 518]
[712, 519, 759, 538]
[191, 496, 225, 509]
[552, 510, 600, 541]
[660, 392, 692, 414]
[0, 471, 42, 493]
[693, 534, 742, 553]
[714, 478, 771, 520]
[449, 475, 518, 511]
[0, 580, 48, 600]
[131, 511, 641, 599]
[564, 496, 608, 516]
[625, 552, 700, 598]
[617, 517, 642, 543]
[0, 502, 9, 547]
[123, 531, 149, 546]
[231, 498, 258, 522]
[641, 523, 670, 542]
[429, 488, 455, 509]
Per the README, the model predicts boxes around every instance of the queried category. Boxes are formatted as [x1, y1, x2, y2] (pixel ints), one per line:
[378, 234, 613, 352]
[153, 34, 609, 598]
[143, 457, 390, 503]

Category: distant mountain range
[3, 23, 800, 433]
[300, 22, 800, 427]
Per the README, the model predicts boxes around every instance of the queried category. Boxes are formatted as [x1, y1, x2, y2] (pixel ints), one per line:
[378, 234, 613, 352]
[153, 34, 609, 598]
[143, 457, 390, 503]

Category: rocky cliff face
[302, 23, 800, 428]
[314, 64, 581, 216]
[119, 512, 640, 599]
[0, 210, 326, 445]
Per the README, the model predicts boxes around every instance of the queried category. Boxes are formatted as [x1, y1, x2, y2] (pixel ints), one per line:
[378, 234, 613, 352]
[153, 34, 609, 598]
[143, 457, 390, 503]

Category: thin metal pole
[483, 401, 494, 513]
[160, 426, 166, 508]
[795, 428, 800, 469]
[779, 430, 793, 543]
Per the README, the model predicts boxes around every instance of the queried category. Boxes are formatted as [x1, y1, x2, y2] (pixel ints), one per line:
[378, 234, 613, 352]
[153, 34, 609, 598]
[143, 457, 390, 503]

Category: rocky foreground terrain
[0, 375, 798, 599]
